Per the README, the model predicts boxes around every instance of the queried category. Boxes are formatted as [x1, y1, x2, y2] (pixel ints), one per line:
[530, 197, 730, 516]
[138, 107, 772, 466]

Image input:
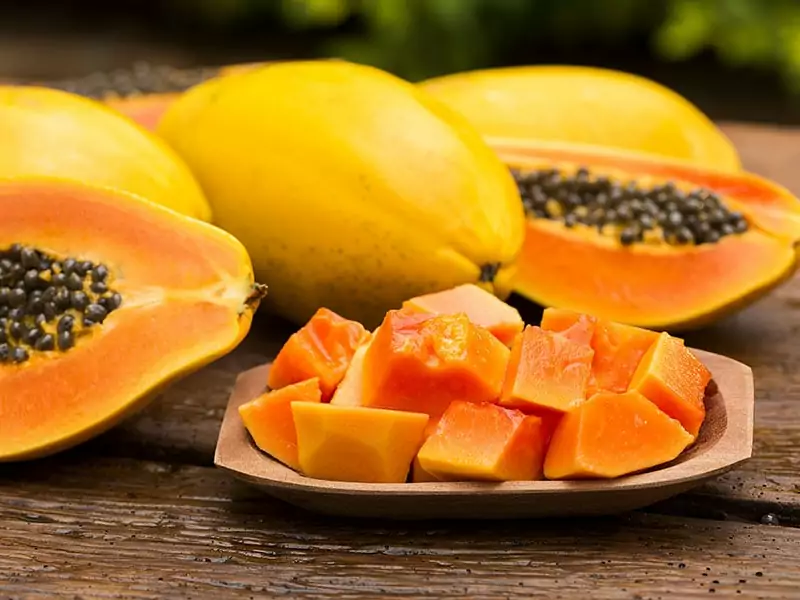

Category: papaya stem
[247, 283, 269, 306]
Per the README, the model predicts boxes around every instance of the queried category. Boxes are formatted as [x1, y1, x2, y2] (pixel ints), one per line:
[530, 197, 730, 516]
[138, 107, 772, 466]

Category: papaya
[411, 456, 439, 483]
[402, 283, 524, 347]
[268, 307, 370, 402]
[41, 62, 264, 131]
[629, 332, 711, 439]
[416, 401, 546, 482]
[543, 390, 695, 480]
[329, 328, 376, 407]
[157, 60, 525, 327]
[0, 85, 211, 221]
[238, 378, 322, 471]
[499, 325, 594, 415]
[291, 402, 429, 483]
[495, 140, 800, 330]
[418, 65, 741, 172]
[361, 310, 510, 420]
[541, 308, 659, 395]
[0, 178, 264, 461]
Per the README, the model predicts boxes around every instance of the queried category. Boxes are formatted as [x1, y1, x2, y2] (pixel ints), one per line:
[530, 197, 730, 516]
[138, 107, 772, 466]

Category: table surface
[2, 123, 800, 599]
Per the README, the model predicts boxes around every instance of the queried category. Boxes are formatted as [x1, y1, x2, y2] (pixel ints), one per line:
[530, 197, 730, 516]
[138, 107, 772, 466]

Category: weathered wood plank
[0, 456, 796, 600]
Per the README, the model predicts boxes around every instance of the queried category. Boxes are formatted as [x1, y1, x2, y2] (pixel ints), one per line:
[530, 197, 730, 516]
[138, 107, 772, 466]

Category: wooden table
[2, 123, 799, 599]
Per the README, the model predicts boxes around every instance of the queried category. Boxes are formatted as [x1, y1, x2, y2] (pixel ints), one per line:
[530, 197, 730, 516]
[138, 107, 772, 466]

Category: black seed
[704, 230, 721, 244]
[9, 321, 24, 340]
[6, 244, 21, 261]
[57, 330, 75, 351]
[638, 214, 655, 230]
[84, 303, 108, 324]
[0, 329, 6, 344]
[91, 265, 109, 282]
[620, 229, 638, 246]
[42, 303, 57, 321]
[564, 214, 577, 228]
[594, 192, 609, 208]
[101, 293, 122, 311]
[676, 227, 694, 244]
[0, 343, 9, 362]
[23, 269, 42, 291]
[532, 209, 547, 219]
[708, 209, 727, 225]
[78, 261, 93, 275]
[734, 218, 748, 233]
[70, 291, 89, 311]
[10, 346, 28, 363]
[65, 273, 83, 291]
[8, 288, 25, 308]
[604, 209, 618, 224]
[20, 248, 40, 269]
[8, 308, 24, 322]
[62, 258, 77, 275]
[0, 287, 9, 306]
[616, 204, 633, 221]
[57, 314, 75, 334]
[694, 221, 712, 237]
[34, 334, 55, 352]
[24, 327, 42, 345]
[41, 287, 57, 303]
[54, 288, 70, 310]
[0, 259, 12, 274]
[34, 313, 46, 327]
[721, 223, 735, 236]
[90, 281, 108, 294]
[0, 306, 8, 318]
[51, 272, 67, 287]
[27, 294, 44, 315]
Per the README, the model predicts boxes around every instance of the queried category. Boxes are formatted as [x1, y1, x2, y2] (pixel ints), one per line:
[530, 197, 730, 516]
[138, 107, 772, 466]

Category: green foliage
[170, 0, 800, 89]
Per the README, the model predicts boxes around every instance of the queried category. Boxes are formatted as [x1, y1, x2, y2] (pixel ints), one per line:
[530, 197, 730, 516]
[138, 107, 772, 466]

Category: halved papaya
[268, 307, 370, 401]
[0, 178, 264, 461]
[361, 310, 510, 420]
[495, 140, 800, 329]
[402, 283, 524, 346]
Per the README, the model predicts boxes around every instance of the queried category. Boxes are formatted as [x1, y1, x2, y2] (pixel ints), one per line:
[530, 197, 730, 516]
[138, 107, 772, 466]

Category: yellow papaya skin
[419, 65, 741, 173]
[158, 60, 525, 327]
[0, 86, 212, 221]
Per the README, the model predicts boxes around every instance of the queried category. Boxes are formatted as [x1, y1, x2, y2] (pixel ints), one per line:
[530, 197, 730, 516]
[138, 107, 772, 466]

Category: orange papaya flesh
[629, 332, 711, 438]
[238, 378, 322, 470]
[496, 141, 800, 330]
[268, 307, 370, 402]
[328, 329, 376, 407]
[499, 325, 594, 414]
[543, 390, 695, 480]
[361, 310, 510, 421]
[417, 400, 546, 482]
[292, 402, 429, 483]
[541, 308, 659, 395]
[402, 283, 524, 346]
[0, 178, 263, 461]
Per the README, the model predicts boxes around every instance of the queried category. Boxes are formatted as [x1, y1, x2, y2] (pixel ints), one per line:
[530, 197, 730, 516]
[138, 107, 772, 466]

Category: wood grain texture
[0, 456, 796, 600]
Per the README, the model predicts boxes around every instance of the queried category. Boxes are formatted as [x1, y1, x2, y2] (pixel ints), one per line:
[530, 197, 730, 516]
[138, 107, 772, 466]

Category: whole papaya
[158, 61, 524, 327]
[0, 85, 211, 221]
[419, 65, 741, 173]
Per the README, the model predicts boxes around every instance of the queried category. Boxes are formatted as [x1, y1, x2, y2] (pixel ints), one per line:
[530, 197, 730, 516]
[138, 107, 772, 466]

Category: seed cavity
[0, 245, 123, 364]
[512, 166, 749, 246]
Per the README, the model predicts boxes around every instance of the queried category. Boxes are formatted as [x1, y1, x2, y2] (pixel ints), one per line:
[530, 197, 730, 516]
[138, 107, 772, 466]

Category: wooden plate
[214, 350, 754, 519]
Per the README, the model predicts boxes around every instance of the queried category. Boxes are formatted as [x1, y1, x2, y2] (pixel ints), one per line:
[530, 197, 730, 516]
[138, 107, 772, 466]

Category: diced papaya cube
[292, 403, 429, 483]
[361, 310, 510, 420]
[238, 378, 322, 470]
[541, 307, 597, 346]
[541, 308, 659, 394]
[417, 401, 546, 481]
[411, 456, 440, 482]
[629, 332, 711, 438]
[543, 390, 694, 480]
[329, 330, 376, 407]
[268, 307, 370, 401]
[499, 325, 594, 414]
[402, 283, 524, 346]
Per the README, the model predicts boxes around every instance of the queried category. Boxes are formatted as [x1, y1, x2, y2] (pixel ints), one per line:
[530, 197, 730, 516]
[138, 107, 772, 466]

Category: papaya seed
[11, 346, 29, 363]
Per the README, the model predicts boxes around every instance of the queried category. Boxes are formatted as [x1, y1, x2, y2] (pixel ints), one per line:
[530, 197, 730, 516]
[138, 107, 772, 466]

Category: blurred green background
[3, 0, 800, 123]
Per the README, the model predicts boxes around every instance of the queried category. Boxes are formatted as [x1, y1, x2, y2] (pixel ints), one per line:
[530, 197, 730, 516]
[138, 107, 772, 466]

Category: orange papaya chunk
[361, 310, 510, 420]
[238, 378, 322, 470]
[292, 403, 429, 483]
[402, 283, 524, 346]
[541, 308, 659, 394]
[417, 401, 546, 481]
[499, 325, 594, 414]
[629, 332, 711, 438]
[328, 331, 376, 407]
[411, 456, 440, 482]
[544, 390, 694, 480]
[268, 307, 370, 401]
